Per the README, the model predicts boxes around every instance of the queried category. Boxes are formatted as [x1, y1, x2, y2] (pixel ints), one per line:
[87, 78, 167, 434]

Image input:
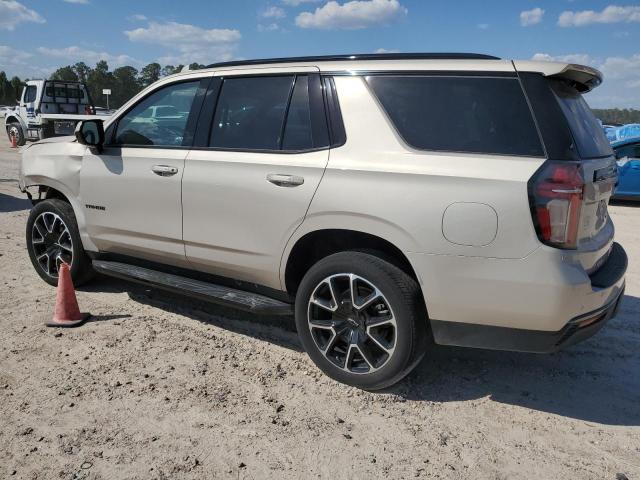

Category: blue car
[611, 136, 640, 201]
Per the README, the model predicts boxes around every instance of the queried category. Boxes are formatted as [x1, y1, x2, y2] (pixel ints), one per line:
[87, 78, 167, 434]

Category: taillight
[84, 105, 95, 115]
[528, 161, 584, 249]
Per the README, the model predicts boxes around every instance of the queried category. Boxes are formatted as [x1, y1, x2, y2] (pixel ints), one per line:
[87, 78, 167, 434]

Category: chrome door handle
[152, 165, 179, 177]
[267, 174, 304, 187]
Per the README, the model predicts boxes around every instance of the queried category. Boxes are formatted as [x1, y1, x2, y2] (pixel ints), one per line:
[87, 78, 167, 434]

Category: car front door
[182, 68, 331, 289]
[79, 78, 207, 266]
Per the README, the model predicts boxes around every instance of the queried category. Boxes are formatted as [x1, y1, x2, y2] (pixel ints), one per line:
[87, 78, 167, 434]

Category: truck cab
[5, 80, 100, 145]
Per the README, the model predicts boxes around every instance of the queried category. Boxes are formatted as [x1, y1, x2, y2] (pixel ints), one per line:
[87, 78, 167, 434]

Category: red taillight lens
[529, 162, 584, 249]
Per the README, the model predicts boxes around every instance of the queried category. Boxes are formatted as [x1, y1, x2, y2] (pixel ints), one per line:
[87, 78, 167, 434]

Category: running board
[92, 260, 293, 316]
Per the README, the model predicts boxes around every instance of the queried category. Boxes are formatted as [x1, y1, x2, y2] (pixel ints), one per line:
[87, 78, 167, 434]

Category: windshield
[550, 79, 613, 159]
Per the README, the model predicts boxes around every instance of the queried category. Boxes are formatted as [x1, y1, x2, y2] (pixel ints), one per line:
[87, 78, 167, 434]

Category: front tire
[7, 122, 25, 146]
[26, 199, 94, 286]
[295, 252, 427, 390]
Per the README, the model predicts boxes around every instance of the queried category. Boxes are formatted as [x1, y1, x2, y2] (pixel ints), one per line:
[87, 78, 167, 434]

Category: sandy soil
[1, 123, 639, 479]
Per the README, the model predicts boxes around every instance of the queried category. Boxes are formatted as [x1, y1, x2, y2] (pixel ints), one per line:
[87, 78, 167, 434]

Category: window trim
[105, 77, 209, 149]
[192, 72, 332, 155]
[364, 73, 547, 159]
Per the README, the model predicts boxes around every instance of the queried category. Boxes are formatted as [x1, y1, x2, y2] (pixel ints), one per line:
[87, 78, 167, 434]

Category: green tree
[0, 71, 13, 105]
[50, 66, 79, 82]
[188, 62, 206, 71]
[139, 62, 161, 87]
[10, 76, 23, 102]
[112, 66, 141, 108]
[73, 62, 92, 84]
[87, 60, 114, 108]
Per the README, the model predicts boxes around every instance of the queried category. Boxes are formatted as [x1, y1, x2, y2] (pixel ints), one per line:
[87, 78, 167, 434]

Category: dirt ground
[1, 122, 639, 480]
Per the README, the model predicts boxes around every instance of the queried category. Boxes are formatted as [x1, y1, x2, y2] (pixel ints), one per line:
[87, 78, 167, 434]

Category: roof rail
[205, 52, 500, 69]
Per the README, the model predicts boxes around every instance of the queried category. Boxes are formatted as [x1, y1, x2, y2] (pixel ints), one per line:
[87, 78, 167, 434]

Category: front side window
[210, 76, 294, 150]
[366, 75, 544, 157]
[114, 81, 199, 146]
[24, 86, 37, 103]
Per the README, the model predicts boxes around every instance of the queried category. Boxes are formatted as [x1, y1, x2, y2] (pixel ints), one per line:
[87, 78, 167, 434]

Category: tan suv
[19, 53, 627, 389]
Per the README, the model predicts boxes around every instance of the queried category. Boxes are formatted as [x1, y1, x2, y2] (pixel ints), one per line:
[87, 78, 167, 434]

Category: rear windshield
[549, 79, 612, 159]
[366, 75, 544, 157]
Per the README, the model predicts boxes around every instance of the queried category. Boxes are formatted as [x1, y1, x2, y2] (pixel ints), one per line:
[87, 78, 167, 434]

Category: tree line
[592, 108, 640, 125]
[0, 61, 206, 109]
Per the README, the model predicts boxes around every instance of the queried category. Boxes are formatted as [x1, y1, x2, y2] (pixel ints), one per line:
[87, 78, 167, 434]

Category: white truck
[4, 80, 107, 146]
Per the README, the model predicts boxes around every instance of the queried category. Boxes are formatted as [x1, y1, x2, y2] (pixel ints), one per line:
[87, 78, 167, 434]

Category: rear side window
[210, 76, 294, 150]
[366, 75, 544, 157]
[549, 80, 613, 159]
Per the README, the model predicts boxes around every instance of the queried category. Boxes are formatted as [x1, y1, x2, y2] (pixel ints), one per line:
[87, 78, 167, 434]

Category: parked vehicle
[612, 136, 640, 201]
[4, 80, 104, 146]
[19, 53, 627, 389]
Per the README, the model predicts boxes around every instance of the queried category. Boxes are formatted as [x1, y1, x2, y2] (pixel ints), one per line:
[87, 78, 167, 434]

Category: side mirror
[75, 119, 104, 150]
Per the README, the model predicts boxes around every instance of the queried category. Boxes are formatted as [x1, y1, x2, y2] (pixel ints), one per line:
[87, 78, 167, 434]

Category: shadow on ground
[83, 275, 640, 427]
[0, 192, 30, 213]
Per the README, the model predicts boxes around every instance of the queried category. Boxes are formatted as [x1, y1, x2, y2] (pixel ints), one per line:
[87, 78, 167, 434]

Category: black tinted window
[366, 75, 544, 156]
[549, 80, 613, 159]
[282, 76, 313, 150]
[115, 81, 199, 146]
[210, 76, 294, 150]
[615, 143, 640, 159]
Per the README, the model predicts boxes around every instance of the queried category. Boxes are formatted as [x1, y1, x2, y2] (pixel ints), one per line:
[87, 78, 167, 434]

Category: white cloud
[520, 7, 544, 26]
[282, 0, 322, 5]
[558, 5, 640, 27]
[128, 14, 148, 22]
[125, 21, 242, 65]
[63, 0, 90, 4]
[0, 45, 32, 65]
[36, 46, 142, 68]
[295, 0, 407, 30]
[477, 23, 489, 29]
[600, 54, 640, 80]
[262, 6, 286, 19]
[258, 23, 281, 31]
[0, 0, 45, 31]
[375, 48, 400, 53]
[531, 52, 594, 65]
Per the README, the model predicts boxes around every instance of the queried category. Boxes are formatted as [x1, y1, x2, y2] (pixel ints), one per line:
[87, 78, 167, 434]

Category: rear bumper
[430, 286, 624, 353]
[408, 241, 627, 350]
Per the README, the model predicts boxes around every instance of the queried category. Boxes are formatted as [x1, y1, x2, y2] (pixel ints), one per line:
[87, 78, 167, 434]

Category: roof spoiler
[550, 64, 603, 93]
[513, 61, 603, 93]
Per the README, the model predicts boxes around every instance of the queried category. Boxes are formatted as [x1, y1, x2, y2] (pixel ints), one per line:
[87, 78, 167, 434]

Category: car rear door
[79, 77, 209, 266]
[182, 67, 330, 289]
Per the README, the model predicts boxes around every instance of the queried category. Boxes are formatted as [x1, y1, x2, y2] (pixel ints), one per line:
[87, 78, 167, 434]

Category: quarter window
[366, 75, 544, 157]
[114, 81, 199, 146]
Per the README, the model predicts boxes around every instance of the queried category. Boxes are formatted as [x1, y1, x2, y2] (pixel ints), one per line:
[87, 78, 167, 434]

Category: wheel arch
[22, 179, 98, 252]
[4, 115, 26, 131]
[282, 228, 422, 297]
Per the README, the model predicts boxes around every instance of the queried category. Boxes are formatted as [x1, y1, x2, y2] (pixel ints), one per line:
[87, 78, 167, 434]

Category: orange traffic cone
[46, 263, 90, 328]
[10, 133, 17, 148]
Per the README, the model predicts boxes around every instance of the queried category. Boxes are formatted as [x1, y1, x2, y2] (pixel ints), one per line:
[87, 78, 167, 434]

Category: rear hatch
[520, 64, 617, 273]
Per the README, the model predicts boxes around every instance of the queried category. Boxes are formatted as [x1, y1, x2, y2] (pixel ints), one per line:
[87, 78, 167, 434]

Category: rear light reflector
[528, 161, 584, 249]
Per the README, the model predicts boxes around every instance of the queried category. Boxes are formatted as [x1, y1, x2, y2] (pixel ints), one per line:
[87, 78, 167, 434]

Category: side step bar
[92, 260, 293, 316]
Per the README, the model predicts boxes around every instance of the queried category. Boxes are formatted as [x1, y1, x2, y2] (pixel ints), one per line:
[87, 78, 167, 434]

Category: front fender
[20, 141, 98, 252]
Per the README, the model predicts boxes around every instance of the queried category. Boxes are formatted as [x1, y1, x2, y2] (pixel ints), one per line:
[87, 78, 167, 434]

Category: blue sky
[1, 0, 639, 107]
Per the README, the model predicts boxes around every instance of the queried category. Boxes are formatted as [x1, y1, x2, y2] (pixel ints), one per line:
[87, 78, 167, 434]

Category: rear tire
[26, 199, 94, 286]
[7, 122, 25, 146]
[295, 251, 427, 390]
